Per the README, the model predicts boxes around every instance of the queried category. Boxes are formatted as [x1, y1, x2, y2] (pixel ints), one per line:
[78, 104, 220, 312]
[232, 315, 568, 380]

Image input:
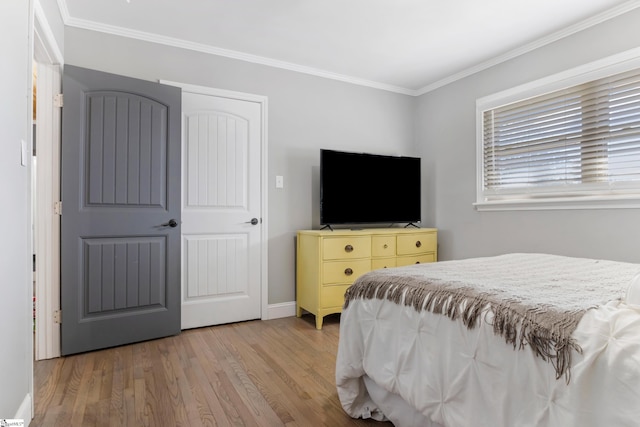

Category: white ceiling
[59, 0, 640, 95]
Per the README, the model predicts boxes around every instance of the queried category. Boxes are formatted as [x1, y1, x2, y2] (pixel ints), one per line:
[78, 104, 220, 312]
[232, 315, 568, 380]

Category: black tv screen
[320, 149, 421, 226]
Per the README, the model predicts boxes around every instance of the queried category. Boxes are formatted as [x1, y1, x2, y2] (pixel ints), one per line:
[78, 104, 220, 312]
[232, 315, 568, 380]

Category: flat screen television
[320, 149, 421, 226]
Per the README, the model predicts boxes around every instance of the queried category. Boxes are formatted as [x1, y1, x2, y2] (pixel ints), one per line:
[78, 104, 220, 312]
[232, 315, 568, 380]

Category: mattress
[336, 254, 640, 427]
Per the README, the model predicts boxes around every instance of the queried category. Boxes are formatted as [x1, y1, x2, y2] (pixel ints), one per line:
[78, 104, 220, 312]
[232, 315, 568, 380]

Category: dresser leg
[296, 305, 302, 317]
[315, 316, 323, 330]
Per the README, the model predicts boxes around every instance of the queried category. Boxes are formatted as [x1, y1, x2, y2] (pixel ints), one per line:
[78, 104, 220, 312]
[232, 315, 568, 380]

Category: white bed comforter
[336, 256, 640, 427]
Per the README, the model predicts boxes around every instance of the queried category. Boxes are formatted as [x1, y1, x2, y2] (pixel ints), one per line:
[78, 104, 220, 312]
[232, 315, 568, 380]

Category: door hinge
[53, 310, 62, 324]
[54, 201, 62, 215]
[54, 94, 63, 108]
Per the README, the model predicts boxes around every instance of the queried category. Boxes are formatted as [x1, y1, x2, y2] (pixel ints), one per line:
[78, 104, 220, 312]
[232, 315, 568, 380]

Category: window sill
[474, 195, 640, 211]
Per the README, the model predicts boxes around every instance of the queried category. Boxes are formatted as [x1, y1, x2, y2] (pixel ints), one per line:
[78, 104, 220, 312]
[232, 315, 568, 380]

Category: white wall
[0, 0, 34, 419]
[63, 27, 416, 304]
[415, 7, 640, 263]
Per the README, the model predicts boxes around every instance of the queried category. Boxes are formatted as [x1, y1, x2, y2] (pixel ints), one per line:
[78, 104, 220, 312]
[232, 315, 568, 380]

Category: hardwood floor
[32, 314, 392, 427]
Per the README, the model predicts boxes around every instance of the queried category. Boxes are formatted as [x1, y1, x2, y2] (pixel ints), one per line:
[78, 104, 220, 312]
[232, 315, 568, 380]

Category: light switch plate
[21, 139, 27, 167]
[276, 175, 284, 189]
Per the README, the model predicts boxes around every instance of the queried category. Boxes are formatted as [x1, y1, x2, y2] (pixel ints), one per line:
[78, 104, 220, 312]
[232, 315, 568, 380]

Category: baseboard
[14, 392, 32, 423]
[267, 301, 296, 319]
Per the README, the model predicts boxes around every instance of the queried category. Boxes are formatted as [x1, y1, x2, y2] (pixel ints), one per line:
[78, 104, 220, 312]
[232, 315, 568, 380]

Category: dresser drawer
[322, 259, 370, 284]
[372, 235, 396, 258]
[323, 236, 371, 260]
[321, 284, 350, 308]
[372, 257, 397, 270]
[397, 253, 436, 267]
[397, 233, 436, 256]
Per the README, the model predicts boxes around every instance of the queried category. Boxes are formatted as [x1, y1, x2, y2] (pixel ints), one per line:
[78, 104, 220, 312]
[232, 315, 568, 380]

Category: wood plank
[33, 316, 392, 427]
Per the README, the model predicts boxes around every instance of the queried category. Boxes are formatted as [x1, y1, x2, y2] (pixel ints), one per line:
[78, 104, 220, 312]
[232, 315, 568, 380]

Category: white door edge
[162, 80, 269, 323]
[34, 5, 63, 361]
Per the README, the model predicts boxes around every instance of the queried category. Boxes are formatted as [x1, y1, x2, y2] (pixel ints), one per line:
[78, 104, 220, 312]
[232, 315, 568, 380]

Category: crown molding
[56, 1, 416, 96]
[35, 0, 64, 64]
[56, 0, 70, 22]
[415, 0, 640, 95]
[56, 0, 640, 97]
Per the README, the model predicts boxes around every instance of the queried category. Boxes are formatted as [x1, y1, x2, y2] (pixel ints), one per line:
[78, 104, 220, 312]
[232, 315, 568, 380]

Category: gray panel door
[61, 65, 181, 355]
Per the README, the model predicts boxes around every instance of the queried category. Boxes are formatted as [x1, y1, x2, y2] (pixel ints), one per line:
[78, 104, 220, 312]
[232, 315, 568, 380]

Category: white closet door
[181, 90, 263, 329]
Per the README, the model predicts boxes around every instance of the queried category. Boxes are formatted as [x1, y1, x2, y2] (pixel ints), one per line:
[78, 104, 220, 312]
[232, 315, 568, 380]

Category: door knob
[245, 218, 259, 225]
[161, 219, 178, 228]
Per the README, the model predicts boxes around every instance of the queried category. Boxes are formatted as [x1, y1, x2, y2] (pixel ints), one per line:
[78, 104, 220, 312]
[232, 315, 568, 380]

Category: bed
[336, 253, 640, 427]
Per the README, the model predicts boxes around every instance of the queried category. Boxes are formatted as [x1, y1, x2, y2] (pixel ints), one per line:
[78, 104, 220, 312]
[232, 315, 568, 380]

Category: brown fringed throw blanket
[344, 253, 640, 381]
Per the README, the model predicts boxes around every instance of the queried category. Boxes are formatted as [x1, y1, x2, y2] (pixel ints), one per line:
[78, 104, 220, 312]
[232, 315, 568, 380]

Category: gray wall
[63, 7, 640, 308]
[0, 0, 33, 418]
[64, 28, 416, 304]
[415, 8, 640, 263]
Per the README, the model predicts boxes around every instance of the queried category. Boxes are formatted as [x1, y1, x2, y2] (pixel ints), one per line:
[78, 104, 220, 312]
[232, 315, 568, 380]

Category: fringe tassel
[344, 275, 585, 383]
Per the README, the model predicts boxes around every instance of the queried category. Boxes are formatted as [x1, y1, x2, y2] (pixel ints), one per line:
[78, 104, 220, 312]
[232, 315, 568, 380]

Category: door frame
[160, 80, 269, 322]
[33, 1, 63, 361]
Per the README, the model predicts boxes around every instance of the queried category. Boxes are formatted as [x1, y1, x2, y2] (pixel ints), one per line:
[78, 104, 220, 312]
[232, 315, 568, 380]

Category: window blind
[481, 67, 640, 201]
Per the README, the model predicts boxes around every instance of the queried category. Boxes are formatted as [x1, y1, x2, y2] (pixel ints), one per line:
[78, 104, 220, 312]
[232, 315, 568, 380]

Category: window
[476, 50, 640, 210]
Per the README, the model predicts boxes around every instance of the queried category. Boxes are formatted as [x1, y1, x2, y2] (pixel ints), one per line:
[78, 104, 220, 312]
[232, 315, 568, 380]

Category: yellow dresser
[296, 228, 437, 329]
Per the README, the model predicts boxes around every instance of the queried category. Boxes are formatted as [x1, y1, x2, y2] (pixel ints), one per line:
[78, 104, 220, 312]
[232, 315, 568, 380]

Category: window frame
[475, 47, 640, 211]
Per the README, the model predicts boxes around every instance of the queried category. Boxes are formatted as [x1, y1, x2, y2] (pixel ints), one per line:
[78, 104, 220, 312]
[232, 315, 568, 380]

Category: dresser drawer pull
[344, 268, 353, 276]
[415, 261, 421, 264]
[344, 244, 354, 253]
[383, 244, 388, 249]
[415, 240, 422, 248]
